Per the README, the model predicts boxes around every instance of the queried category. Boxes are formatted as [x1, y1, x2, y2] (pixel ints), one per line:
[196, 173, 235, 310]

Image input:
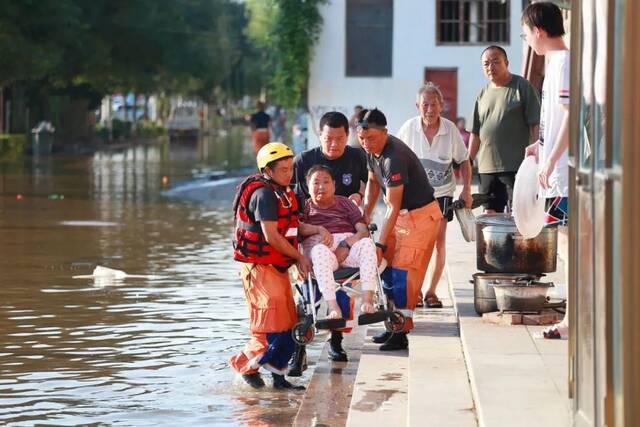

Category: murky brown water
[0, 133, 315, 426]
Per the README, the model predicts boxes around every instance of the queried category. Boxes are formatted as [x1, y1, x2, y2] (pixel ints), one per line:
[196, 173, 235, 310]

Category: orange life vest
[232, 174, 299, 268]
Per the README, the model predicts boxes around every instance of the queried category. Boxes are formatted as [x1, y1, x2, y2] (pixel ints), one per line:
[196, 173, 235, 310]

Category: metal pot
[475, 213, 557, 273]
[493, 281, 554, 313]
[471, 272, 541, 315]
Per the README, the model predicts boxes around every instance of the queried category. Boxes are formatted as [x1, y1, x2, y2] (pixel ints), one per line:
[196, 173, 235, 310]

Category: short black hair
[319, 111, 349, 134]
[481, 45, 508, 61]
[305, 164, 334, 182]
[522, 2, 565, 37]
[264, 156, 293, 171]
[357, 108, 387, 128]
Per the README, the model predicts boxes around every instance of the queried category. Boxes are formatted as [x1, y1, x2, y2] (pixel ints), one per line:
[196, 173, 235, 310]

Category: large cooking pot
[471, 272, 541, 314]
[476, 213, 557, 273]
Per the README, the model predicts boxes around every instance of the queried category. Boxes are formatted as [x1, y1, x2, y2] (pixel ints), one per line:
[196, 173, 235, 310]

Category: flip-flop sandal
[424, 295, 443, 308]
[542, 325, 562, 339]
[415, 300, 424, 308]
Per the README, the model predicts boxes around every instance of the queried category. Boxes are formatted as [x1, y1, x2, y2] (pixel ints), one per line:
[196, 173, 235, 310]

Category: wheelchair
[291, 224, 406, 345]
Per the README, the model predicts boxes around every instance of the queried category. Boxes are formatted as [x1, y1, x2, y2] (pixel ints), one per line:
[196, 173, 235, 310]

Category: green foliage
[0, 0, 263, 103]
[246, 0, 326, 108]
[0, 134, 27, 160]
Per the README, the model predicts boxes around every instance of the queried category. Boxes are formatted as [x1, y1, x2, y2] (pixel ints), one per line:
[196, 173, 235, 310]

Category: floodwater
[0, 131, 315, 426]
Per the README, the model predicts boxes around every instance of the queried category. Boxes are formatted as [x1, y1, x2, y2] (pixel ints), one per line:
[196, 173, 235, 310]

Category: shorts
[478, 172, 516, 212]
[544, 196, 568, 227]
[437, 196, 454, 222]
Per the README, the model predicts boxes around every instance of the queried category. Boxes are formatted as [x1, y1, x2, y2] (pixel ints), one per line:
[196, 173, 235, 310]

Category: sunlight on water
[0, 135, 317, 426]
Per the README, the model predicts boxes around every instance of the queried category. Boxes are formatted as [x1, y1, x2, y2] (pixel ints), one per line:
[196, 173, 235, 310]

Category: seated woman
[299, 165, 377, 362]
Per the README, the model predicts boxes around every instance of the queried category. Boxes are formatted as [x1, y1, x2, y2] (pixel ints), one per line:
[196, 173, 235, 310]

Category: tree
[245, 0, 326, 109]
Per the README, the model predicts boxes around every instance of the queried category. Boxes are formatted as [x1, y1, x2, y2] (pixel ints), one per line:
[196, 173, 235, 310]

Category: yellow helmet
[256, 142, 294, 170]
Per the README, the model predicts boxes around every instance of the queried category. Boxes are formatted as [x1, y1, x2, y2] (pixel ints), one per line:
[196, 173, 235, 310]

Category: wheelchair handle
[368, 223, 378, 233]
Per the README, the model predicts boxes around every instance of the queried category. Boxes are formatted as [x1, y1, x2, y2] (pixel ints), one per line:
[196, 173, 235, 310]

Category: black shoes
[379, 332, 408, 351]
[272, 373, 305, 390]
[288, 344, 307, 377]
[241, 372, 265, 389]
[328, 331, 348, 362]
[372, 331, 392, 344]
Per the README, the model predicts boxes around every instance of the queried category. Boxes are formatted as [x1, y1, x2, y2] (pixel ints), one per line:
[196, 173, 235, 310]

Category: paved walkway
[294, 200, 571, 426]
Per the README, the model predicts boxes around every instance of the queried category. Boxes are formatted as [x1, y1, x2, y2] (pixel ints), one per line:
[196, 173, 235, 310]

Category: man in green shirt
[469, 45, 540, 213]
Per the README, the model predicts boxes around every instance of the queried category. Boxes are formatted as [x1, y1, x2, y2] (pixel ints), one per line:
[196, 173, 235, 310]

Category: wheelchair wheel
[384, 311, 406, 333]
[292, 321, 315, 345]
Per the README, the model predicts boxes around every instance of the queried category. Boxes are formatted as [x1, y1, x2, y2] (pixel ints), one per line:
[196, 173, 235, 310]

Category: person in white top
[522, 2, 570, 339]
[397, 83, 472, 308]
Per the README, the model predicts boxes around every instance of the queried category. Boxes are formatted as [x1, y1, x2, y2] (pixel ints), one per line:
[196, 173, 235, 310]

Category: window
[346, 0, 393, 77]
[437, 0, 510, 45]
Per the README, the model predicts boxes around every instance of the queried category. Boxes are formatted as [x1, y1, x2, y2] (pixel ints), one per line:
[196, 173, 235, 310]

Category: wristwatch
[338, 240, 351, 249]
[375, 242, 388, 253]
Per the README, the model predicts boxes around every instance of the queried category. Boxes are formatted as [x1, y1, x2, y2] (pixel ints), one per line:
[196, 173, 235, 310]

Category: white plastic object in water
[73, 266, 158, 280]
[513, 156, 546, 239]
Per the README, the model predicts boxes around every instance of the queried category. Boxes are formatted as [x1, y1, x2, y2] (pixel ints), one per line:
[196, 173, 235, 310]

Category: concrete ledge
[446, 220, 571, 427]
[347, 326, 408, 427]
[294, 327, 367, 427]
[408, 301, 477, 427]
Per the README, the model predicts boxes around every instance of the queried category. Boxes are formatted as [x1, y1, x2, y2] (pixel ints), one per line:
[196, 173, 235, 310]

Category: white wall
[307, 0, 524, 146]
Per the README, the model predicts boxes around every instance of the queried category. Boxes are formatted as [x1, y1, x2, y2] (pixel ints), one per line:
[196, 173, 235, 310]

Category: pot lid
[475, 213, 515, 227]
[513, 156, 546, 239]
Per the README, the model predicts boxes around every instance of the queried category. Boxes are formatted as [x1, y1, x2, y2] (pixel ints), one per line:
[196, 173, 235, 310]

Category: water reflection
[0, 132, 316, 425]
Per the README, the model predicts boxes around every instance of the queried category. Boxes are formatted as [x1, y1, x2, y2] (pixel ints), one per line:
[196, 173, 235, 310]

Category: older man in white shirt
[397, 83, 472, 308]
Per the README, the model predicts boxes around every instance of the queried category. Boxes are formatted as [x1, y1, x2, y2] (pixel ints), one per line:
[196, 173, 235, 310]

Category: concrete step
[346, 326, 408, 427]
[408, 300, 477, 427]
[294, 327, 367, 427]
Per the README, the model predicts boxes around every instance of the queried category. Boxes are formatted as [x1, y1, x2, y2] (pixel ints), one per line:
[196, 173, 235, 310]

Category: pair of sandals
[415, 294, 443, 309]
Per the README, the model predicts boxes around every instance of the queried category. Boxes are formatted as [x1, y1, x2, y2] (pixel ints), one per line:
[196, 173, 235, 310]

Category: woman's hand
[316, 226, 333, 247]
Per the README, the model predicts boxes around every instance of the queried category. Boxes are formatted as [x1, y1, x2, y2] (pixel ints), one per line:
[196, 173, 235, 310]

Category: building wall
[307, 0, 524, 145]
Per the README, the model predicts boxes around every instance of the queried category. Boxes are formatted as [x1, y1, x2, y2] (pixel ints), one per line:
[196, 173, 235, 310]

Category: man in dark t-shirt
[249, 101, 271, 153]
[292, 111, 367, 205]
[358, 108, 442, 352]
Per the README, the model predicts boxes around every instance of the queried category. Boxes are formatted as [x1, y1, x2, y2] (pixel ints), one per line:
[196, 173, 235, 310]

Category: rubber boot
[272, 373, 305, 390]
[241, 372, 265, 389]
[372, 330, 392, 344]
[288, 344, 307, 377]
[328, 331, 348, 362]
[379, 332, 408, 351]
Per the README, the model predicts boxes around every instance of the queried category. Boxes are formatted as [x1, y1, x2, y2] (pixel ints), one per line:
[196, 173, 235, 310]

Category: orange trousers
[252, 129, 270, 153]
[382, 201, 442, 332]
[229, 263, 298, 375]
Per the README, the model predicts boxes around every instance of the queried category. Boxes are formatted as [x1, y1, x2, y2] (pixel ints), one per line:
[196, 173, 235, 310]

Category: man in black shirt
[292, 112, 367, 205]
[288, 111, 368, 376]
[249, 101, 271, 153]
[359, 108, 443, 351]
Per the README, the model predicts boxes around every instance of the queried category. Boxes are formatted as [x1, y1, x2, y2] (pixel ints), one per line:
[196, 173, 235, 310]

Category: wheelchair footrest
[358, 311, 392, 325]
[315, 318, 347, 330]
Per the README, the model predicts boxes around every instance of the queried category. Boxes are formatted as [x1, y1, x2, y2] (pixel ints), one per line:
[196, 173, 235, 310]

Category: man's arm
[348, 181, 366, 206]
[530, 124, 540, 143]
[539, 105, 569, 189]
[363, 171, 381, 223]
[458, 159, 473, 208]
[469, 133, 481, 162]
[377, 184, 403, 249]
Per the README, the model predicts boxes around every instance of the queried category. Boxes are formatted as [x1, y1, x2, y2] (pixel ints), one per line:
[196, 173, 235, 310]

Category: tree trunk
[0, 86, 4, 134]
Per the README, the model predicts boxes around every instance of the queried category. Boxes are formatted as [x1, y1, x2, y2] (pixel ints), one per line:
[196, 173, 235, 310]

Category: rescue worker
[229, 142, 312, 389]
[359, 109, 442, 351]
